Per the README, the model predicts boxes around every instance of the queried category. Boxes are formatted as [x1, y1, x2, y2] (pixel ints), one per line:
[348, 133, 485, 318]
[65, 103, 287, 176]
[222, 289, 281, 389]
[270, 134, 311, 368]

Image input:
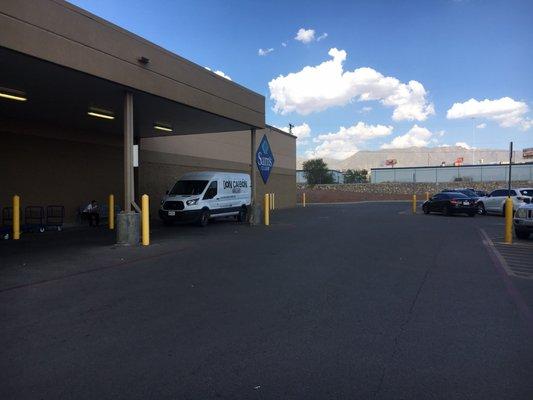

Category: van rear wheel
[198, 209, 210, 227]
[237, 206, 247, 223]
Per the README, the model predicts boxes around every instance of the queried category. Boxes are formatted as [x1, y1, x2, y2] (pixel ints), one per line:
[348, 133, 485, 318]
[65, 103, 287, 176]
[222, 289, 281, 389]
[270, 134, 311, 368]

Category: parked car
[514, 203, 533, 239]
[477, 188, 533, 215]
[441, 188, 479, 198]
[441, 188, 483, 214]
[422, 192, 477, 216]
[159, 171, 251, 226]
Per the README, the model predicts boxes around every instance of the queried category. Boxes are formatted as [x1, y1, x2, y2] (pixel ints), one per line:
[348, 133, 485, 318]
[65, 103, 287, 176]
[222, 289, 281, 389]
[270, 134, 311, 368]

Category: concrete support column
[124, 91, 134, 212]
[249, 128, 260, 225]
[117, 91, 139, 245]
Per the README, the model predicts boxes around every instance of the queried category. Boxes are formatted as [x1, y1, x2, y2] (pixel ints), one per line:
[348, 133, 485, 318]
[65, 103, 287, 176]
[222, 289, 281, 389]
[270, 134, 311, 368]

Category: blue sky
[70, 0, 533, 159]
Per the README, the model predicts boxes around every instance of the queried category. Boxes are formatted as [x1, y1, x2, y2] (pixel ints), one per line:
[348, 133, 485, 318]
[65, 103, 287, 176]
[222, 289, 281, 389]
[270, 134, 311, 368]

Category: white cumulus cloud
[305, 122, 393, 160]
[306, 140, 358, 160]
[447, 97, 532, 130]
[455, 142, 474, 149]
[204, 67, 232, 81]
[381, 125, 433, 149]
[268, 48, 435, 121]
[275, 123, 311, 144]
[295, 28, 315, 43]
[258, 48, 274, 56]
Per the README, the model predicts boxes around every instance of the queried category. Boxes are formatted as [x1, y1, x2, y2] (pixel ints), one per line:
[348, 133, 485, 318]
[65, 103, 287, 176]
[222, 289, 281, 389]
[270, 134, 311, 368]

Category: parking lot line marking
[479, 228, 533, 333]
[479, 229, 514, 276]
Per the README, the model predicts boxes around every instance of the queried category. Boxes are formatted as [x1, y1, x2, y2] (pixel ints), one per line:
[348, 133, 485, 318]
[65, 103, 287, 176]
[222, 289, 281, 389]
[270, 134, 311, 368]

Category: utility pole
[289, 123, 294, 135]
[504, 141, 514, 244]
[471, 117, 475, 165]
[508, 141, 513, 197]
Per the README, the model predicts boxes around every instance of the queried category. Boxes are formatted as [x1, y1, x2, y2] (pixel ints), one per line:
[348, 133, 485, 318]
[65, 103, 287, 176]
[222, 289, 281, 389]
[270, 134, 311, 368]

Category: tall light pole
[471, 117, 475, 165]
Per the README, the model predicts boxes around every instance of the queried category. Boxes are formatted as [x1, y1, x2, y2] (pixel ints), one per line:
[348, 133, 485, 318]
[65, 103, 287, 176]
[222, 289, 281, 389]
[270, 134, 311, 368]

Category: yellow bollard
[264, 193, 270, 226]
[141, 194, 150, 246]
[108, 194, 115, 230]
[425, 192, 429, 201]
[504, 197, 513, 244]
[13, 195, 20, 240]
[412, 194, 417, 214]
[303, 192, 306, 207]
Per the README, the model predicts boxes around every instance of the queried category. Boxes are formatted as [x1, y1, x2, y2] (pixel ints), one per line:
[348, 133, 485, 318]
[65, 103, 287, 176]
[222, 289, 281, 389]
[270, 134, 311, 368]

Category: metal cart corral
[1, 207, 12, 239]
[24, 206, 45, 233]
[1, 207, 22, 240]
[46, 205, 64, 231]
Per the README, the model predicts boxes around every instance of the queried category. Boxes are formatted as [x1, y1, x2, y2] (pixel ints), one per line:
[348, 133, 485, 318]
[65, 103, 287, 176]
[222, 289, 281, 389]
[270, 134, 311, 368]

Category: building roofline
[266, 124, 297, 139]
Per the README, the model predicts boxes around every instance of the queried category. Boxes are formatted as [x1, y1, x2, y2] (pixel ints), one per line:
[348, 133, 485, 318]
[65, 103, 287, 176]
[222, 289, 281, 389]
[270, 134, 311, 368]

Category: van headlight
[186, 198, 199, 206]
[515, 208, 527, 218]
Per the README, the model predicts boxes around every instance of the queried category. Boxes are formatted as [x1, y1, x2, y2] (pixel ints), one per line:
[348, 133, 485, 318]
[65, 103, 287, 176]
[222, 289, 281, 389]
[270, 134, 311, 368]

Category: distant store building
[371, 163, 533, 183]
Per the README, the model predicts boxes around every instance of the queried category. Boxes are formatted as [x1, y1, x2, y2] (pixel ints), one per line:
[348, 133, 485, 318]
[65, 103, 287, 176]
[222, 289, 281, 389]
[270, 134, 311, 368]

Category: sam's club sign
[256, 135, 275, 183]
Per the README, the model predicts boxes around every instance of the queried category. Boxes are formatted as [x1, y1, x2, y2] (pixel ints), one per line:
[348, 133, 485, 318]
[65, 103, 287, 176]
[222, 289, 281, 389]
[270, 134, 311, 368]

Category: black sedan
[422, 192, 477, 217]
[441, 188, 483, 214]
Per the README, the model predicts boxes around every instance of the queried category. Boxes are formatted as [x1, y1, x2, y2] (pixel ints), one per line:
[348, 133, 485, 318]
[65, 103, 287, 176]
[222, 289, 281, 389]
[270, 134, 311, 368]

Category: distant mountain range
[297, 146, 527, 171]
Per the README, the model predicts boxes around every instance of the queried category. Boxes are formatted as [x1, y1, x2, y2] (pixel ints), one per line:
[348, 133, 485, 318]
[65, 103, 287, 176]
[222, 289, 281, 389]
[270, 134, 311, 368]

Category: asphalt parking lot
[1, 202, 532, 399]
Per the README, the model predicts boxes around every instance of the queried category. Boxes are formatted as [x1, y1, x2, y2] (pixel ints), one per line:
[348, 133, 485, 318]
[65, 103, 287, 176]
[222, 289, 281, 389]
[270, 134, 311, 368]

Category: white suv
[477, 188, 533, 215]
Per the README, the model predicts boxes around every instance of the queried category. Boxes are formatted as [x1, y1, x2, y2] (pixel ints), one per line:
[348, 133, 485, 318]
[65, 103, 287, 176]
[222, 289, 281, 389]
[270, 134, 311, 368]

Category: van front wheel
[198, 209, 210, 227]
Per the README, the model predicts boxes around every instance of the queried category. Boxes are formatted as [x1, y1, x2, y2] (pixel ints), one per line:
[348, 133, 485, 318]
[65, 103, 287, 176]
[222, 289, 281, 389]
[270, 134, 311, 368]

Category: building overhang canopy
[0, 0, 265, 137]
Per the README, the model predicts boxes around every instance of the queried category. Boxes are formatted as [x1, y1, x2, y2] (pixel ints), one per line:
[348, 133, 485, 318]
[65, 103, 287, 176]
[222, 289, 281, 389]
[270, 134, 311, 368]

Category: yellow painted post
[108, 194, 115, 230]
[141, 194, 150, 246]
[504, 197, 513, 244]
[412, 194, 417, 214]
[303, 192, 306, 207]
[264, 193, 270, 226]
[425, 192, 429, 201]
[272, 193, 275, 210]
[13, 195, 20, 240]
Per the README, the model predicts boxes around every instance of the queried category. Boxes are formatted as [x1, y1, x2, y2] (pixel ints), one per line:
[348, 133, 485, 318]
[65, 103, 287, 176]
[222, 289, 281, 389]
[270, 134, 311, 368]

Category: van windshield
[169, 180, 208, 196]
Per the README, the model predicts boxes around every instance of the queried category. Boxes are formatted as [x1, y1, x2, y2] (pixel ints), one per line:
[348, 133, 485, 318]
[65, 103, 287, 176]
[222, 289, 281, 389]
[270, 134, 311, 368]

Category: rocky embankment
[296, 181, 532, 203]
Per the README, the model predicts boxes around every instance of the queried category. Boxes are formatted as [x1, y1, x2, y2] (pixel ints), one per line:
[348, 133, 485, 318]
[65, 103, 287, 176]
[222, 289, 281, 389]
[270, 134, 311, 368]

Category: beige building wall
[0, 119, 124, 223]
[140, 126, 297, 216]
[0, 122, 296, 224]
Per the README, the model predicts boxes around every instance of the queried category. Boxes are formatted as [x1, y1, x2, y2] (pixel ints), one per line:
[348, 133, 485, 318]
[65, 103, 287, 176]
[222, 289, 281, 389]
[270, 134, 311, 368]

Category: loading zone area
[1, 202, 532, 399]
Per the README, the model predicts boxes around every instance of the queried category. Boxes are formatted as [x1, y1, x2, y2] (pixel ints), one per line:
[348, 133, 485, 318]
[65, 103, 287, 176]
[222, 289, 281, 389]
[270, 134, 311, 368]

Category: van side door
[202, 181, 219, 209]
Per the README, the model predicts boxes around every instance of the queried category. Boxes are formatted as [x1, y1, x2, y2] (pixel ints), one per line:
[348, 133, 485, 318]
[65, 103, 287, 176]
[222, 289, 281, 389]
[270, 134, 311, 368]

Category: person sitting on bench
[83, 200, 100, 227]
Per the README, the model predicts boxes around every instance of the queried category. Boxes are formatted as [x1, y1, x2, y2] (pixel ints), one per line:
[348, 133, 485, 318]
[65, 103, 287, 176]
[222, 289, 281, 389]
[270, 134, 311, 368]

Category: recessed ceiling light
[0, 87, 27, 102]
[154, 124, 173, 132]
[88, 107, 114, 120]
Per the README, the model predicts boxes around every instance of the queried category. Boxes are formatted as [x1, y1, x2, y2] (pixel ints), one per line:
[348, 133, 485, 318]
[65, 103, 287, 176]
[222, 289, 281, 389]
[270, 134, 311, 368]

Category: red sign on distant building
[454, 157, 464, 166]
[523, 148, 533, 159]
[385, 159, 397, 167]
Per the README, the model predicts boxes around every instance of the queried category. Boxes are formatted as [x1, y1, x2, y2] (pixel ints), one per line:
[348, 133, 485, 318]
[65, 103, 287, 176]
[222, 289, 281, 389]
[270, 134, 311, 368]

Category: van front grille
[163, 201, 184, 210]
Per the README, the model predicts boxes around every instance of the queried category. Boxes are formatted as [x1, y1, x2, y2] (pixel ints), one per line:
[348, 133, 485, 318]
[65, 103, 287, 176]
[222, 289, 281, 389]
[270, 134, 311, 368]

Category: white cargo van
[159, 171, 251, 226]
